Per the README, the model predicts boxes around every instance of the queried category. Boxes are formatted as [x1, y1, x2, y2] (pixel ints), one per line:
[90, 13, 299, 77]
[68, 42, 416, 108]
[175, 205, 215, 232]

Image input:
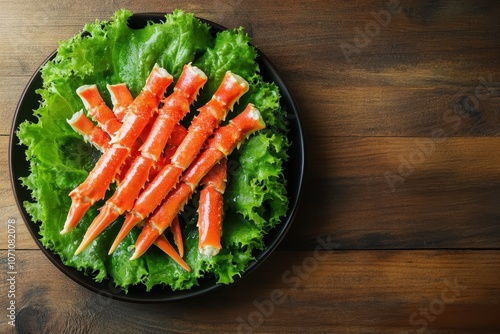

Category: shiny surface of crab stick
[197, 158, 227, 256]
[112, 71, 249, 253]
[61, 64, 173, 235]
[130, 103, 265, 260]
[75, 64, 207, 255]
[77, 84, 122, 135]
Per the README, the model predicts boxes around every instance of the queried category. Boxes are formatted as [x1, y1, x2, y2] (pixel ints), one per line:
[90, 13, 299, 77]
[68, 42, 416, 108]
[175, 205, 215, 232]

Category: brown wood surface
[1, 0, 500, 333]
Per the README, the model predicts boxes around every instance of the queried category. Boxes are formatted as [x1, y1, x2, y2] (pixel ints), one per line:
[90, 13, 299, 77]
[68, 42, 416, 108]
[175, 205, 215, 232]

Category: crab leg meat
[68, 112, 186, 207]
[67, 110, 112, 152]
[197, 158, 227, 256]
[148, 124, 188, 180]
[118, 122, 188, 182]
[110, 71, 249, 254]
[170, 215, 184, 257]
[76, 82, 137, 182]
[67, 110, 147, 184]
[61, 64, 173, 235]
[74, 64, 207, 254]
[77, 84, 123, 135]
[69, 115, 188, 267]
[69, 83, 135, 152]
[154, 234, 190, 271]
[107, 83, 134, 122]
[130, 103, 265, 260]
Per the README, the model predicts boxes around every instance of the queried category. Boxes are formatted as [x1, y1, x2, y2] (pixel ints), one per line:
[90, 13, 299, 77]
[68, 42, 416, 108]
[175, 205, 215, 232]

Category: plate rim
[9, 12, 306, 303]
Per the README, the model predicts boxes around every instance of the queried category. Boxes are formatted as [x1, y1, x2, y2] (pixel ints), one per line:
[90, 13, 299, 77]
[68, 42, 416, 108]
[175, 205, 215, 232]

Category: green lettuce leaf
[16, 9, 290, 292]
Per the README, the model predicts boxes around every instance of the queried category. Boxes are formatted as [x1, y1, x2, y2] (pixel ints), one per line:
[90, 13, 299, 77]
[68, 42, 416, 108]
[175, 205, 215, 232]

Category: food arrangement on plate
[13, 9, 300, 296]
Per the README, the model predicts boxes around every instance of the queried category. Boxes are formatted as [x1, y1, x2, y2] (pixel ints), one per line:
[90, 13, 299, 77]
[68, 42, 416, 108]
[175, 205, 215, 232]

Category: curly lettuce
[16, 9, 289, 292]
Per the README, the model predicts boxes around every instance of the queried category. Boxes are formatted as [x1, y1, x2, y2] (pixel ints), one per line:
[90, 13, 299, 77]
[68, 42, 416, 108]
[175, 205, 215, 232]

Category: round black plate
[9, 13, 305, 303]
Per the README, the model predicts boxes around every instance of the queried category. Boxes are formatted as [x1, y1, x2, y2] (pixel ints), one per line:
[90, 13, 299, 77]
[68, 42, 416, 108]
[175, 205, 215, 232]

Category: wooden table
[2, 0, 500, 333]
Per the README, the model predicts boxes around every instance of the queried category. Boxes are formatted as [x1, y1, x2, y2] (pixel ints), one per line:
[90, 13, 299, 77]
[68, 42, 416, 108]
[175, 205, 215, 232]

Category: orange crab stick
[61, 64, 173, 235]
[197, 158, 227, 256]
[74, 64, 207, 255]
[110, 71, 249, 254]
[130, 103, 266, 260]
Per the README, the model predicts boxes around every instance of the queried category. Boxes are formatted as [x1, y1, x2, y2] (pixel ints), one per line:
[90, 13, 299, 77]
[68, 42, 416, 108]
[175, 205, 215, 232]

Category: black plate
[9, 13, 305, 303]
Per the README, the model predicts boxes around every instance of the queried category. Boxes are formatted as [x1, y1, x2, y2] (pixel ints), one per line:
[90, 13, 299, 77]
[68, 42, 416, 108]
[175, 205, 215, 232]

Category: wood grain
[0, 137, 37, 250]
[284, 136, 500, 249]
[1, 250, 499, 334]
